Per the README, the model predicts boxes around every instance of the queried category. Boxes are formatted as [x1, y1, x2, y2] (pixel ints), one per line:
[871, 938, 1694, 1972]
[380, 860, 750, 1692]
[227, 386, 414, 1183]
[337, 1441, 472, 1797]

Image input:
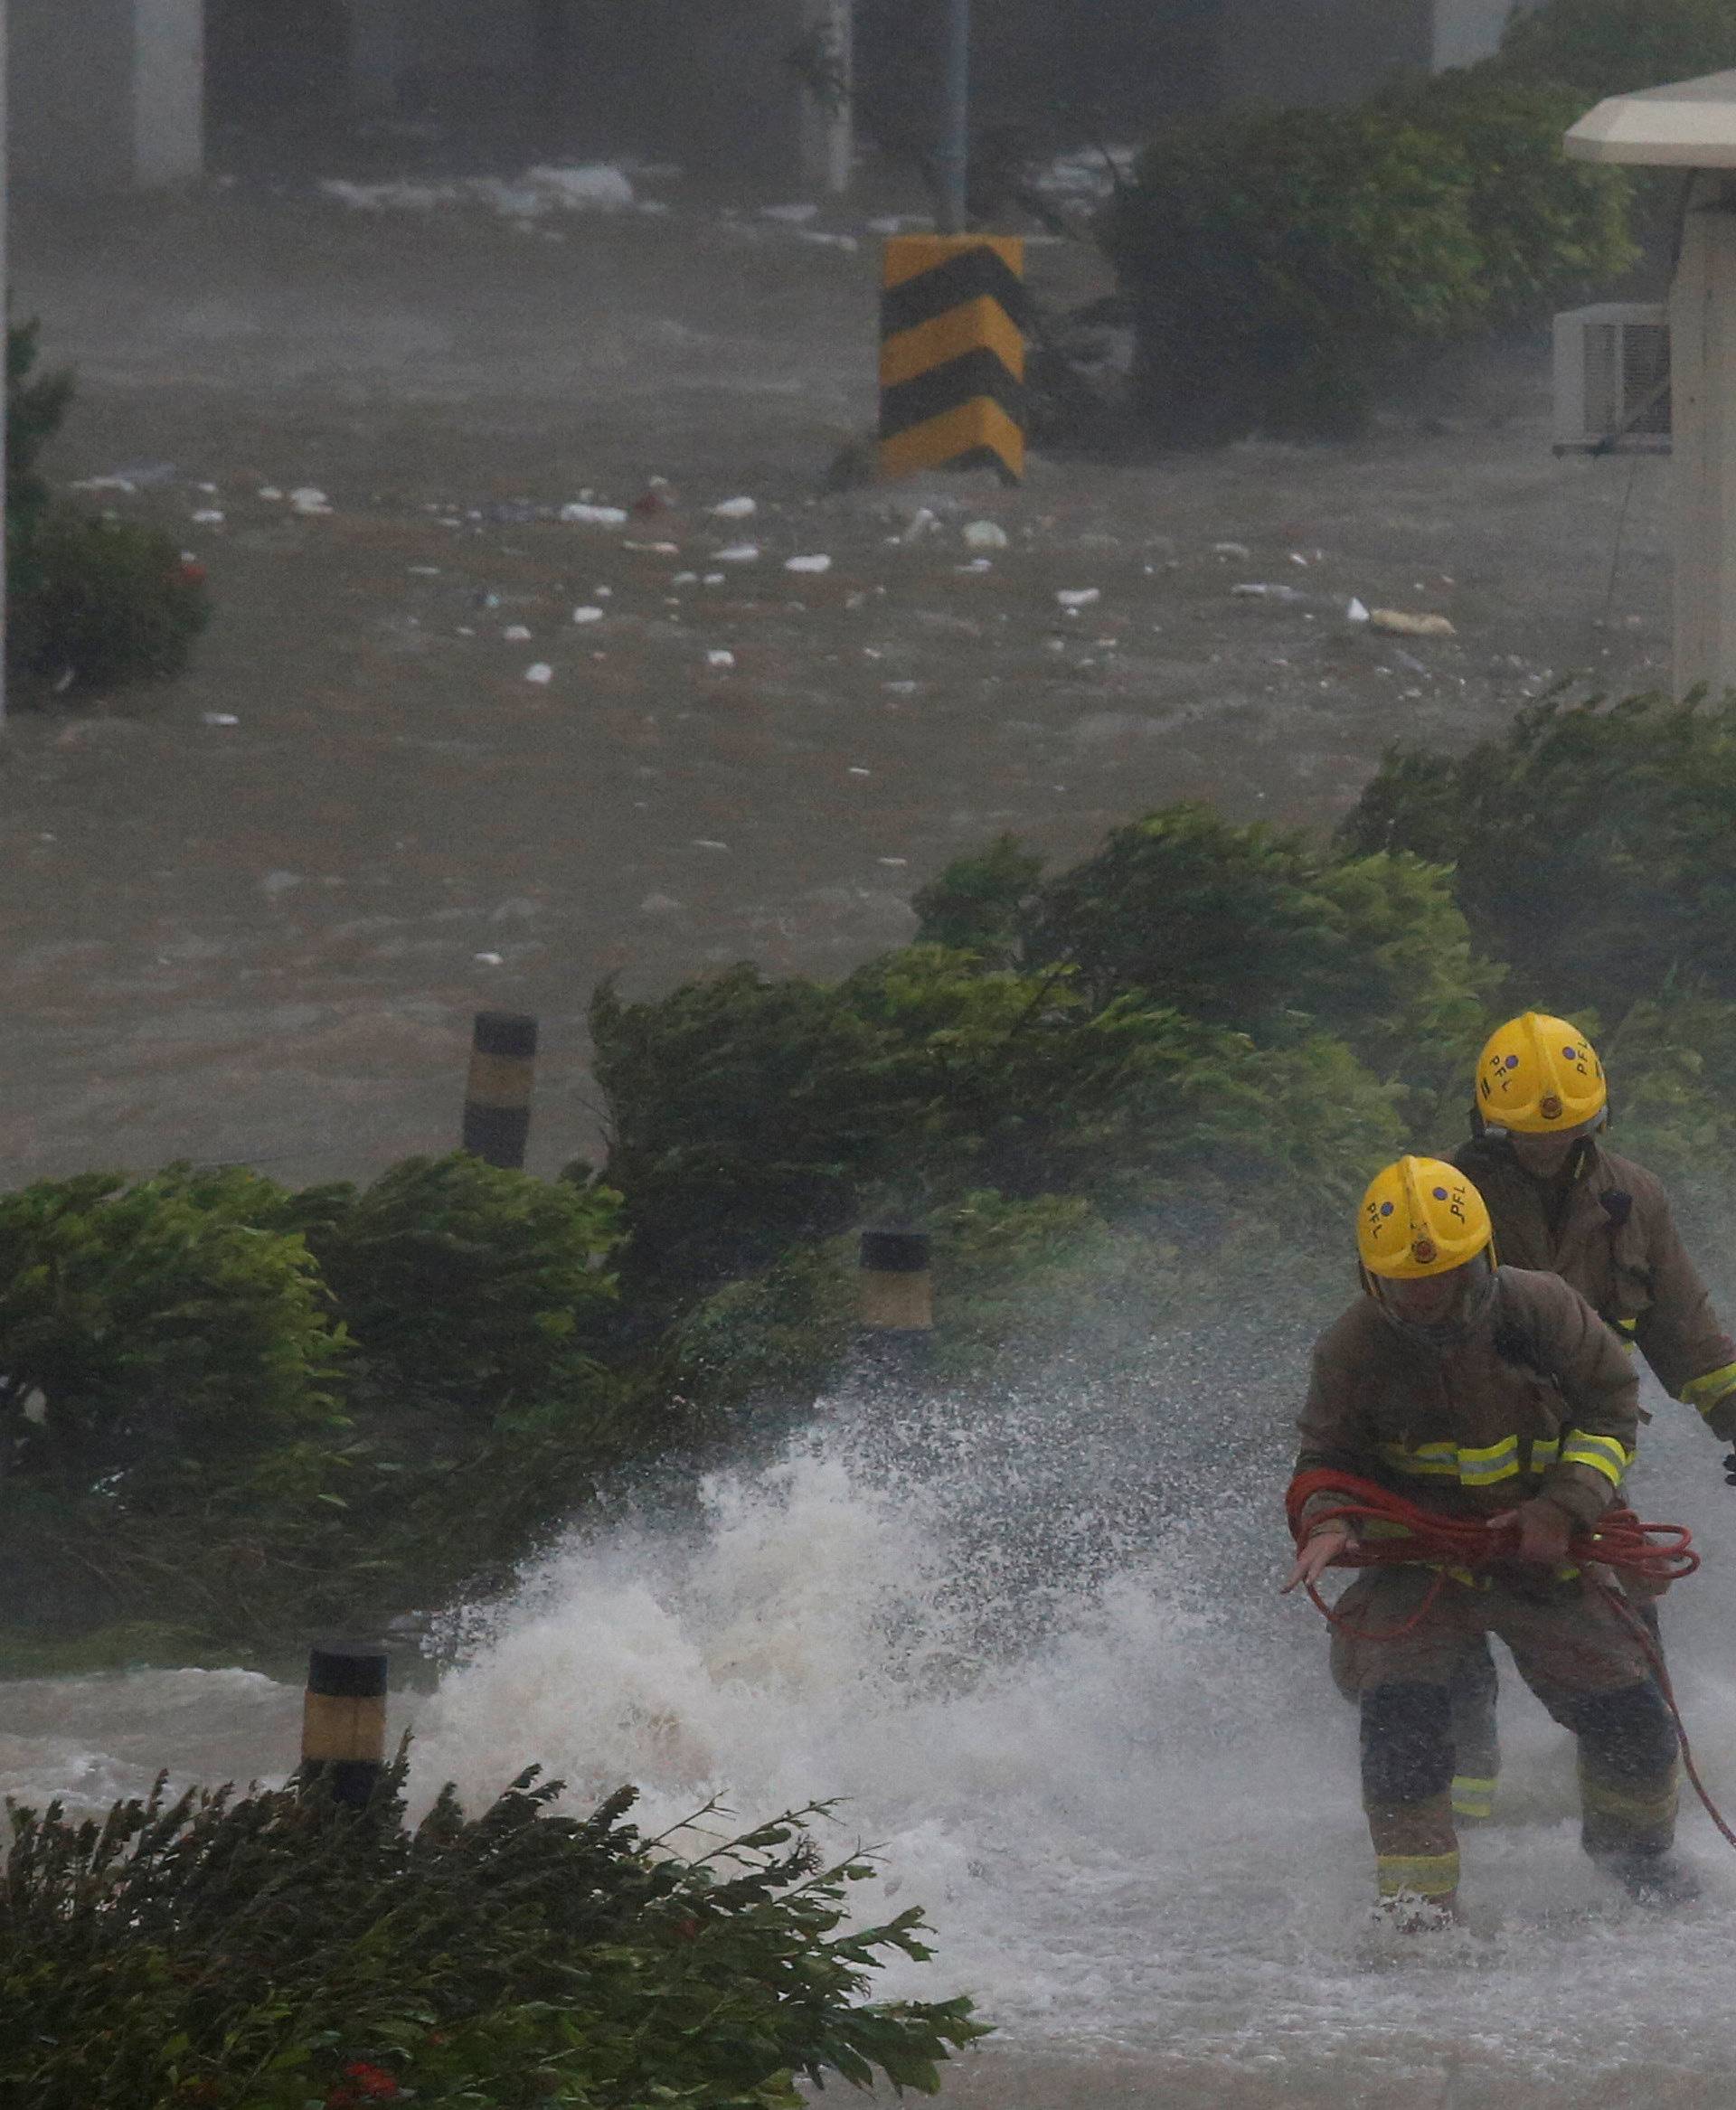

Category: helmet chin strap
[1367, 1252, 1497, 1346]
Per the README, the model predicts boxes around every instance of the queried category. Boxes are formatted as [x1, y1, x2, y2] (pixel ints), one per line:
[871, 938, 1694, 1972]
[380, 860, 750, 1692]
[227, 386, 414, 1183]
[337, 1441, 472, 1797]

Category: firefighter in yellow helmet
[1287, 1157, 1688, 1925]
[1443, 1012, 1736, 1825]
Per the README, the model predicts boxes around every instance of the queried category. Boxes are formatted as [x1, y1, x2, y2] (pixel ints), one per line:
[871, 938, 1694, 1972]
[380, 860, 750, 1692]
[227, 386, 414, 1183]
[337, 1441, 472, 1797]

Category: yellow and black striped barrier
[879, 235, 1026, 485]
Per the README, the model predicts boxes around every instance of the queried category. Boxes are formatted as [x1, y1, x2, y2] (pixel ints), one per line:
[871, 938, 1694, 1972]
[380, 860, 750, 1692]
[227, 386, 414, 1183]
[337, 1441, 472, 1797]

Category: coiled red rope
[1285, 1469, 1736, 1849]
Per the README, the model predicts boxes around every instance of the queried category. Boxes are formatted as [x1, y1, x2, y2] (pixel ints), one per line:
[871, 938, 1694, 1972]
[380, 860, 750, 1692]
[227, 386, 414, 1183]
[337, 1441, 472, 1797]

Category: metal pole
[938, 0, 968, 235]
[1, 0, 10, 731]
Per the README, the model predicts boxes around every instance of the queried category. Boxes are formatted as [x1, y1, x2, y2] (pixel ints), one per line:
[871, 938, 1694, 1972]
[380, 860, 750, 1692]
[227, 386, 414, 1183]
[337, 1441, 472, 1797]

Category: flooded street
[7, 1359, 1736, 2110]
[3, 184, 1674, 1188]
[6, 179, 1729, 2109]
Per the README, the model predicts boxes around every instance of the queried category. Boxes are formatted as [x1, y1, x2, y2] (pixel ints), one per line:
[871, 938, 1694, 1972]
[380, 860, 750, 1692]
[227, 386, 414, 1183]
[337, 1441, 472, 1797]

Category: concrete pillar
[1566, 73, 1736, 701]
[1668, 173, 1736, 699]
[133, 0, 203, 185]
[795, 0, 853, 196]
[10, 0, 201, 194]
[1431, 0, 1518, 71]
[348, 0, 403, 118]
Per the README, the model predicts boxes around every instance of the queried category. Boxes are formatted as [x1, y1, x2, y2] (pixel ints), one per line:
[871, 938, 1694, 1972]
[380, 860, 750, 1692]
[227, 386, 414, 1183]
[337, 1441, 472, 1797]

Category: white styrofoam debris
[964, 520, 1010, 551]
[785, 554, 833, 574]
[319, 165, 634, 218]
[258, 485, 284, 500]
[503, 624, 533, 641]
[902, 507, 939, 542]
[714, 543, 760, 563]
[561, 502, 629, 527]
[1347, 598, 1372, 623]
[1056, 589, 1100, 608]
[475, 951, 505, 965]
[711, 496, 758, 520]
[706, 649, 737, 669]
[191, 510, 225, 525]
[673, 571, 699, 585]
[290, 487, 333, 515]
[1212, 541, 1251, 559]
[202, 712, 240, 727]
[524, 663, 554, 684]
[571, 606, 606, 625]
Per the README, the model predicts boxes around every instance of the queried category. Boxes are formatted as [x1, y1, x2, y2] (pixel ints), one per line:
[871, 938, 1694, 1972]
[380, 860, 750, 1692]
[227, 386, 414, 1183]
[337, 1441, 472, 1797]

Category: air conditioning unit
[1553, 303, 1671, 455]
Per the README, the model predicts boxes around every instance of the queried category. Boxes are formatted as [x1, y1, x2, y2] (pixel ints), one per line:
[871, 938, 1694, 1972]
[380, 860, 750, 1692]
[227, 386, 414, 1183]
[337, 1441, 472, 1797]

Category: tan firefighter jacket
[1295, 1266, 1638, 1537]
[1455, 1135, 1736, 1440]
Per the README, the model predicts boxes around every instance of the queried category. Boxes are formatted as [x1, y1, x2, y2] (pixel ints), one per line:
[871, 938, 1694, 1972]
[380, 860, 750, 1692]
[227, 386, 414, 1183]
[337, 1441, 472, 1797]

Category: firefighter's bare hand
[1486, 1496, 1574, 1566]
[1283, 1521, 1352, 1594]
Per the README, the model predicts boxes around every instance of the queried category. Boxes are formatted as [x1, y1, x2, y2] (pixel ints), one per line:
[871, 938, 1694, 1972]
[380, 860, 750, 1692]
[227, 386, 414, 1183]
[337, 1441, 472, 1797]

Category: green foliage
[0, 1168, 345, 1493]
[5, 320, 73, 567]
[1024, 805, 1500, 1104]
[0, 1757, 984, 2109]
[1338, 691, 1736, 1011]
[1102, 61, 1632, 440]
[912, 833, 1045, 957]
[1499, 0, 1736, 100]
[1600, 989, 1736, 1198]
[1105, 101, 1486, 439]
[593, 970, 882, 1295]
[667, 1243, 857, 1416]
[10, 506, 211, 692]
[1374, 64, 1636, 319]
[5, 322, 212, 695]
[303, 1154, 623, 1420]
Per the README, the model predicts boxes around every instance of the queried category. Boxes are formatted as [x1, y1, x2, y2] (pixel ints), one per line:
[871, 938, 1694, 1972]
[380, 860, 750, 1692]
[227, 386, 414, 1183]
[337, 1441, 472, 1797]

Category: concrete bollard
[300, 1640, 389, 1809]
[856, 1229, 934, 1379]
[462, 1010, 538, 1169]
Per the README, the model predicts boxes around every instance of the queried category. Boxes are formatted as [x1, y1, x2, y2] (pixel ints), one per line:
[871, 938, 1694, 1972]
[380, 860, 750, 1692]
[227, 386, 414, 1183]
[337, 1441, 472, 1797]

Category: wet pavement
[2, 185, 1674, 1189]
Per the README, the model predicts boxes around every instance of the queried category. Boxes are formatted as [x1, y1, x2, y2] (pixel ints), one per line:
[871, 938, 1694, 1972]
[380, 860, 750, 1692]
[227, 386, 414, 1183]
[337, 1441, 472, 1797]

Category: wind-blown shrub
[0, 1757, 983, 2110]
[0, 1168, 345, 1493]
[1102, 66, 1631, 440]
[1338, 691, 1736, 1011]
[1498, 0, 1736, 101]
[301, 1153, 623, 1418]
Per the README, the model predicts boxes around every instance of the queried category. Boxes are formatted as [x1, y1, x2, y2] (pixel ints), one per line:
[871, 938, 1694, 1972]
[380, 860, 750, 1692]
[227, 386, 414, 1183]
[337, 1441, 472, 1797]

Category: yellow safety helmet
[1475, 1012, 1607, 1135]
[1358, 1156, 1494, 1281]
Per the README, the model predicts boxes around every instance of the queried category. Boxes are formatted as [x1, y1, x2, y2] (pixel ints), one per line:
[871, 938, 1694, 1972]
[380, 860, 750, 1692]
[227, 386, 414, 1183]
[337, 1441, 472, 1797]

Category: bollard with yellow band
[879, 235, 1027, 485]
[462, 1010, 538, 1170]
[300, 1639, 389, 1809]
[856, 1228, 935, 1380]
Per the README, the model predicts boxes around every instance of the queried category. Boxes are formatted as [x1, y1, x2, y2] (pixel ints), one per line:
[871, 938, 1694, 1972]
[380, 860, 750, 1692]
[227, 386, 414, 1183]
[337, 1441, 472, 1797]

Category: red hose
[1285, 1469, 1736, 1850]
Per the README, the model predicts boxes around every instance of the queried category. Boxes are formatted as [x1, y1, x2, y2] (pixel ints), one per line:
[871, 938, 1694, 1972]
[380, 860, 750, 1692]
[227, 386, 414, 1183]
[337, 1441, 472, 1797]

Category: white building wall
[12, 0, 201, 193]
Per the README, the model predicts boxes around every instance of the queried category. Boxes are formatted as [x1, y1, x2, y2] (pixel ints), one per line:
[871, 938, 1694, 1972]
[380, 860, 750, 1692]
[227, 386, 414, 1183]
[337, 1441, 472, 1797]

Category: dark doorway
[204, 0, 352, 174]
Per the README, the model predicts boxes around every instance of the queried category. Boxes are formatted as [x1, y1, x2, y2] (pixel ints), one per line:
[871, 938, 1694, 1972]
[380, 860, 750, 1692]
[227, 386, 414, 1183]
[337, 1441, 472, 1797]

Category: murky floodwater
[9, 1341, 1736, 2109]
[3, 191, 1673, 1194]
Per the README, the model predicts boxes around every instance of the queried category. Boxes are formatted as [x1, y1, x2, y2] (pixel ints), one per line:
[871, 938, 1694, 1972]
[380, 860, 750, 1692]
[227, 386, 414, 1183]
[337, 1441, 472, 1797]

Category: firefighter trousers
[1328, 1566, 1678, 1902]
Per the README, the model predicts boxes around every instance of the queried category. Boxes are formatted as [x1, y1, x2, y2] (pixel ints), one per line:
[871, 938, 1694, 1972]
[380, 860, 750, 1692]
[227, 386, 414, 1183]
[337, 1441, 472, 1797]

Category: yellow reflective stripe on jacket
[1376, 1851, 1460, 1900]
[1609, 1317, 1638, 1356]
[1457, 1437, 1522, 1486]
[1559, 1430, 1631, 1488]
[1377, 1441, 1458, 1478]
[1531, 1437, 1561, 1469]
[1682, 1358, 1736, 1420]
